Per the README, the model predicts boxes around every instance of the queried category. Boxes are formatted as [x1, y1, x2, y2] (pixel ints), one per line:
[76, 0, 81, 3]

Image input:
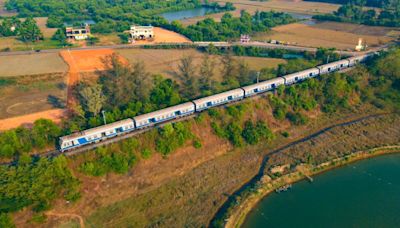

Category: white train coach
[242, 77, 285, 97]
[59, 119, 135, 151]
[282, 68, 320, 85]
[193, 88, 244, 111]
[134, 102, 195, 129]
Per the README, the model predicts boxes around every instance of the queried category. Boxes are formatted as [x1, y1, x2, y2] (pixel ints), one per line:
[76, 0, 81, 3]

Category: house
[129, 25, 154, 40]
[66, 24, 91, 40]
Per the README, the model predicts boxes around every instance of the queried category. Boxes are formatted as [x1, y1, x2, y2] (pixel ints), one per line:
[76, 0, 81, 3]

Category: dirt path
[0, 109, 66, 131]
[46, 211, 85, 228]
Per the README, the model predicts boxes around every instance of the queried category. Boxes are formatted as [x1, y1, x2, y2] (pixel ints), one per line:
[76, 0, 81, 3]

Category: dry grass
[253, 22, 396, 50]
[34, 17, 57, 38]
[0, 52, 68, 77]
[97, 34, 122, 46]
[180, 0, 340, 25]
[0, 73, 67, 120]
[117, 48, 286, 82]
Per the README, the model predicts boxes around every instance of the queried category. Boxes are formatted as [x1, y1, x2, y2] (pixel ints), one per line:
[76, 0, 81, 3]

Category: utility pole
[326, 55, 330, 64]
[102, 110, 107, 125]
[257, 71, 260, 83]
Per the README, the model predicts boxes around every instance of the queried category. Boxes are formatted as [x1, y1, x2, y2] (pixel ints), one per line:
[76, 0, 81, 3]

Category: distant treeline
[170, 11, 296, 41]
[304, 0, 384, 7]
[312, 0, 400, 27]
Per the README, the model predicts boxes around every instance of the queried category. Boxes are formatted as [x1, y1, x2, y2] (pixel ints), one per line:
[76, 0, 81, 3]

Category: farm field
[117, 48, 286, 82]
[180, 0, 340, 25]
[0, 73, 67, 120]
[0, 52, 67, 77]
[253, 21, 398, 50]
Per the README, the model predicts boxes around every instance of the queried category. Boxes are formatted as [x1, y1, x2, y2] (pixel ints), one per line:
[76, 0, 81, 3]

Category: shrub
[193, 139, 202, 149]
[286, 112, 308, 125]
[141, 148, 152, 159]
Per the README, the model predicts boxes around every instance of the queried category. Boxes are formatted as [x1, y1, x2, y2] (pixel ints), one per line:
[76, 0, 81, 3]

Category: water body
[160, 7, 217, 22]
[243, 153, 400, 228]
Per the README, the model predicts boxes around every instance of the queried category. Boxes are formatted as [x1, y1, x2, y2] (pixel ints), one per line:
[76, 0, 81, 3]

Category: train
[59, 53, 373, 152]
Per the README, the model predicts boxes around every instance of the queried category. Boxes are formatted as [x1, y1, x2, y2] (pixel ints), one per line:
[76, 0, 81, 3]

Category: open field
[0, 52, 67, 77]
[253, 21, 398, 50]
[34, 17, 57, 38]
[180, 0, 341, 25]
[117, 48, 286, 82]
[0, 73, 67, 120]
[133, 27, 192, 44]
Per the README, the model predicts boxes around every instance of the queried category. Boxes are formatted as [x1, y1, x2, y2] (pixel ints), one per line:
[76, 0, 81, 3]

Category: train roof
[317, 59, 349, 69]
[242, 77, 284, 91]
[60, 118, 134, 141]
[282, 68, 319, 80]
[192, 88, 244, 104]
[133, 102, 194, 122]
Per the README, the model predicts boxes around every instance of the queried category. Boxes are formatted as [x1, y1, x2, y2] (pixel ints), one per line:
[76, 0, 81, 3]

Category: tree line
[171, 10, 296, 41]
[313, 0, 400, 27]
[0, 17, 43, 42]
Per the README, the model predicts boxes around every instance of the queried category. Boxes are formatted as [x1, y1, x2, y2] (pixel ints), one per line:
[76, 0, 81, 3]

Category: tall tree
[131, 61, 152, 102]
[79, 84, 106, 117]
[18, 17, 42, 42]
[176, 55, 197, 98]
[221, 51, 237, 86]
[237, 59, 251, 85]
[100, 54, 132, 107]
[199, 53, 215, 92]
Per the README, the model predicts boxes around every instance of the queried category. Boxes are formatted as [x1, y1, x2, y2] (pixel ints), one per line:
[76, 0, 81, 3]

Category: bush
[193, 139, 202, 149]
[286, 112, 308, 125]
[0, 213, 15, 228]
[141, 148, 152, 159]
[281, 131, 290, 138]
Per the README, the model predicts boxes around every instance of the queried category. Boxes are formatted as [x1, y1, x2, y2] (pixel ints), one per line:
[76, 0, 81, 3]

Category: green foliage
[226, 122, 243, 147]
[156, 122, 193, 156]
[18, 17, 43, 42]
[141, 148, 152, 159]
[6, 0, 202, 34]
[46, 15, 64, 28]
[281, 131, 290, 138]
[242, 120, 274, 145]
[0, 119, 61, 158]
[0, 17, 20, 37]
[193, 139, 202, 149]
[118, 33, 130, 44]
[179, 11, 296, 41]
[286, 112, 308, 125]
[30, 213, 47, 224]
[0, 156, 80, 213]
[51, 28, 67, 45]
[313, 0, 400, 27]
[226, 104, 246, 119]
[0, 213, 15, 228]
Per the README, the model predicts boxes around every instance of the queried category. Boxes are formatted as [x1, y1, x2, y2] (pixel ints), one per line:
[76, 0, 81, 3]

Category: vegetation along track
[209, 112, 395, 226]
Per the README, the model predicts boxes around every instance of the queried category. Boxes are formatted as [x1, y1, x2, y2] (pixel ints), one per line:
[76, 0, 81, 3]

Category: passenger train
[59, 53, 373, 152]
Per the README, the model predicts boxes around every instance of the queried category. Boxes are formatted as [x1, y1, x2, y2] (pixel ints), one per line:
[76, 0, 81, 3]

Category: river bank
[225, 145, 400, 228]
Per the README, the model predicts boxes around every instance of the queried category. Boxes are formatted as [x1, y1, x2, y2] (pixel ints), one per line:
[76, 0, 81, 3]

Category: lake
[243, 153, 400, 228]
[159, 7, 217, 22]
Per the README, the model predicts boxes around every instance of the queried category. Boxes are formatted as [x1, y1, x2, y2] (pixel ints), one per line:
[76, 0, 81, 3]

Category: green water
[243, 153, 400, 228]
